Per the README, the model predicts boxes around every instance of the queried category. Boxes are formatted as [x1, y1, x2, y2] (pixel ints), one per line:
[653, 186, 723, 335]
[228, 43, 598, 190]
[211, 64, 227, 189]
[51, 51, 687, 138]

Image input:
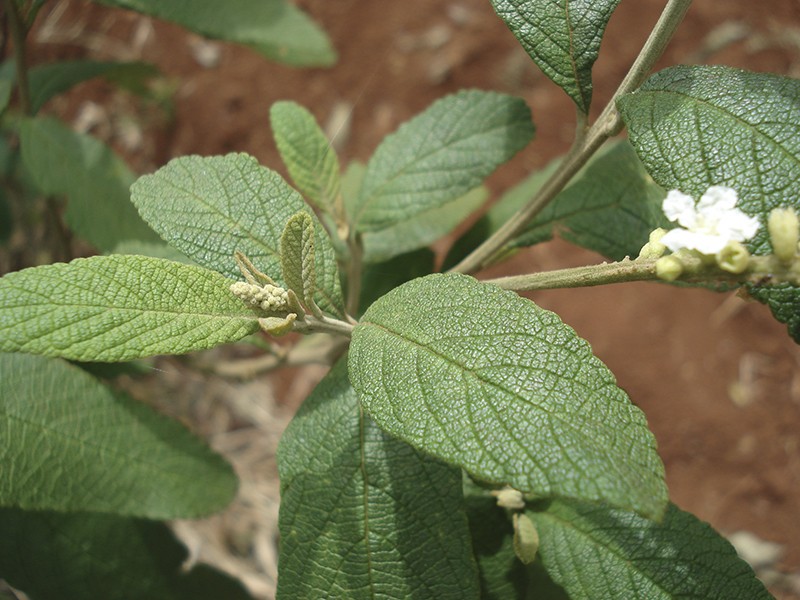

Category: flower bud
[638, 228, 668, 259]
[655, 255, 683, 281]
[492, 487, 525, 510]
[768, 207, 799, 263]
[716, 241, 750, 274]
[513, 513, 539, 565]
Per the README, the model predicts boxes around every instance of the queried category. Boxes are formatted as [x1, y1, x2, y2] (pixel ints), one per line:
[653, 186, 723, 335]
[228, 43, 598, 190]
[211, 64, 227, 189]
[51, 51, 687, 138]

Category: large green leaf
[351, 90, 534, 232]
[0, 353, 236, 518]
[270, 100, 341, 217]
[349, 273, 667, 519]
[514, 141, 667, 259]
[617, 65, 800, 340]
[490, 0, 621, 113]
[0, 255, 259, 361]
[278, 360, 480, 599]
[130, 153, 345, 317]
[28, 60, 158, 114]
[529, 500, 772, 599]
[92, 0, 335, 67]
[19, 116, 159, 251]
[0, 509, 254, 600]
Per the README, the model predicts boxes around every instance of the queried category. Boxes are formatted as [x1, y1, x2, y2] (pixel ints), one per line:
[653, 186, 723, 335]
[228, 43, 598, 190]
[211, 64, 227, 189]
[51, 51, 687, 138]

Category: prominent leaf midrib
[364, 319, 640, 491]
[562, 2, 585, 108]
[357, 407, 378, 599]
[635, 88, 800, 170]
[355, 102, 515, 224]
[537, 509, 673, 598]
[0, 405, 214, 489]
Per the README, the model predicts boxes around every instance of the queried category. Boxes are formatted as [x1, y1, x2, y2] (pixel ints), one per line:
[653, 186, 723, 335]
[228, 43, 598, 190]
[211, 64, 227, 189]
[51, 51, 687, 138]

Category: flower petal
[724, 210, 760, 241]
[663, 190, 697, 227]
[661, 228, 730, 254]
[698, 186, 738, 212]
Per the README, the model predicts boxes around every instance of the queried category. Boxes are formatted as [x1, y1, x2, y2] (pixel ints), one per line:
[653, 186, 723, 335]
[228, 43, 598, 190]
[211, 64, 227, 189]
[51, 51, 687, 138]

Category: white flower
[660, 186, 760, 254]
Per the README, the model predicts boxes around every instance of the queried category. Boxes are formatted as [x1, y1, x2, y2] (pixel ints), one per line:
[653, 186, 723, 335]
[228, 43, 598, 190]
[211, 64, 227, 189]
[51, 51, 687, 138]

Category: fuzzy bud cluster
[230, 281, 290, 313]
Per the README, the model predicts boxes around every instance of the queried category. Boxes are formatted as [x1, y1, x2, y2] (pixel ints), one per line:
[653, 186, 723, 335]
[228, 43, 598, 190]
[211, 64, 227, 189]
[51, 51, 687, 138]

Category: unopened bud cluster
[230, 281, 290, 312]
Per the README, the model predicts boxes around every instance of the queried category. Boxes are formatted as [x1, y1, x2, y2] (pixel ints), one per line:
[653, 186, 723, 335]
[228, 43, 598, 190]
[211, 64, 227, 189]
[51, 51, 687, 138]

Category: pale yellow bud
[492, 487, 525, 510]
[716, 241, 750, 274]
[768, 207, 799, 263]
[655, 255, 683, 281]
[638, 228, 668, 259]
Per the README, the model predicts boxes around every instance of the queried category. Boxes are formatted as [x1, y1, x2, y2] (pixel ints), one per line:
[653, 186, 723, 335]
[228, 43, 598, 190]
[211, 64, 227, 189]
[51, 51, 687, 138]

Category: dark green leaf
[28, 60, 158, 114]
[19, 116, 159, 251]
[131, 153, 345, 317]
[0, 61, 13, 113]
[92, 0, 335, 67]
[0, 353, 236, 518]
[490, 0, 622, 113]
[349, 273, 667, 519]
[358, 247, 436, 315]
[618, 65, 800, 340]
[278, 360, 480, 599]
[0, 255, 259, 361]
[0, 189, 11, 243]
[270, 101, 341, 217]
[351, 90, 534, 232]
[0, 509, 254, 600]
[530, 500, 772, 599]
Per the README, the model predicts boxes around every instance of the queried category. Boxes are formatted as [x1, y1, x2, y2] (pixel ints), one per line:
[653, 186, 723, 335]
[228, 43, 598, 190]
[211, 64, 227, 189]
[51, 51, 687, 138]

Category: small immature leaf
[490, 0, 622, 113]
[617, 65, 800, 340]
[351, 90, 534, 232]
[529, 500, 772, 599]
[278, 360, 480, 599]
[0, 509, 254, 600]
[349, 273, 667, 519]
[28, 60, 158, 114]
[0, 255, 259, 361]
[91, 0, 335, 67]
[131, 153, 344, 317]
[280, 211, 316, 306]
[0, 353, 237, 518]
[271, 101, 342, 218]
[20, 116, 159, 251]
[512, 513, 539, 565]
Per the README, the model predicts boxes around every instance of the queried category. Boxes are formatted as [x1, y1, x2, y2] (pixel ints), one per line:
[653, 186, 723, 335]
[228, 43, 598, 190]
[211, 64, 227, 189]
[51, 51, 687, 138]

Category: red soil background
[17, 0, 800, 597]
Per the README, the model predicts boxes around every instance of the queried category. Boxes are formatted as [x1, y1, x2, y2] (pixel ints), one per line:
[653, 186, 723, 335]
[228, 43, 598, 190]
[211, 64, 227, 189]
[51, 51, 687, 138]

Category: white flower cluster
[230, 281, 290, 312]
[660, 186, 760, 254]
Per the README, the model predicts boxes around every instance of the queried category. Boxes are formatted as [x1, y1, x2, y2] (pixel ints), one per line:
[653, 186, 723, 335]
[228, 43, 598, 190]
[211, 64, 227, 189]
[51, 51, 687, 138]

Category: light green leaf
[111, 239, 196, 265]
[28, 60, 158, 114]
[490, 0, 622, 113]
[91, 0, 335, 67]
[514, 141, 668, 259]
[0, 255, 259, 361]
[278, 360, 480, 599]
[19, 116, 159, 251]
[130, 153, 345, 317]
[529, 500, 772, 599]
[351, 90, 534, 232]
[270, 101, 342, 217]
[0, 353, 236, 518]
[617, 65, 800, 340]
[0, 509, 254, 600]
[280, 211, 315, 306]
[363, 186, 488, 264]
[349, 273, 667, 519]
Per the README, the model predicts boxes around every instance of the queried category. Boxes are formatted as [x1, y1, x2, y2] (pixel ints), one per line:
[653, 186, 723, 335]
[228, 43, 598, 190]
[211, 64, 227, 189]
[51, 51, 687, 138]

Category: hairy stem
[295, 312, 356, 337]
[450, 0, 693, 274]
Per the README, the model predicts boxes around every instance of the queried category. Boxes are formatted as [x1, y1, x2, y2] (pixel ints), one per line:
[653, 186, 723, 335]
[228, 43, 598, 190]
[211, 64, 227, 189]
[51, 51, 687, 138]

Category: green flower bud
[716, 241, 750, 274]
[655, 255, 683, 281]
[768, 207, 799, 263]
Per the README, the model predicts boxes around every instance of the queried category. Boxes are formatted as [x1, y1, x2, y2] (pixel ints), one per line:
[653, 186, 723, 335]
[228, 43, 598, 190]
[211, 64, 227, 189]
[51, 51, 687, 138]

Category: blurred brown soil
[24, 0, 800, 597]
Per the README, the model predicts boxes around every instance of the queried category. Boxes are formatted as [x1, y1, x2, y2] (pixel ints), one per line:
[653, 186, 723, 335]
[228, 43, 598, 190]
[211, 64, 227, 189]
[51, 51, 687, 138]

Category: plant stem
[295, 312, 355, 338]
[345, 232, 363, 316]
[450, 0, 693, 275]
[486, 254, 800, 292]
[4, 0, 31, 116]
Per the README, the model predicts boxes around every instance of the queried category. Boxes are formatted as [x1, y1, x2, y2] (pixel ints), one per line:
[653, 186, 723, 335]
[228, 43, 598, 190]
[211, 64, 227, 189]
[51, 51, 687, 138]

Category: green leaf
[92, 0, 335, 67]
[351, 90, 534, 232]
[0, 255, 259, 361]
[0, 509, 254, 600]
[110, 239, 196, 265]
[617, 65, 800, 340]
[514, 141, 668, 260]
[529, 500, 772, 599]
[130, 153, 345, 317]
[490, 0, 622, 113]
[0, 353, 236, 518]
[28, 60, 158, 114]
[363, 186, 489, 264]
[278, 360, 480, 599]
[19, 116, 160, 251]
[359, 248, 436, 315]
[0, 188, 11, 243]
[270, 100, 342, 218]
[349, 273, 667, 519]
[280, 211, 315, 307]
[0, 61, 13, 113]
